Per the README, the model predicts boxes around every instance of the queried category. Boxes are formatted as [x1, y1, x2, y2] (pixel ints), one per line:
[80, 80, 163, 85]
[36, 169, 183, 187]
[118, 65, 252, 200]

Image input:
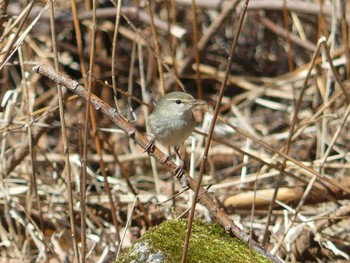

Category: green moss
[117, 219, 271, 263]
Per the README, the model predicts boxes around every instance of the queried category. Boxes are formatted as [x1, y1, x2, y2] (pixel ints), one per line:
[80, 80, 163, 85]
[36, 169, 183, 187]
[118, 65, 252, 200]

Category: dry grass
[1, 0, 350, 262]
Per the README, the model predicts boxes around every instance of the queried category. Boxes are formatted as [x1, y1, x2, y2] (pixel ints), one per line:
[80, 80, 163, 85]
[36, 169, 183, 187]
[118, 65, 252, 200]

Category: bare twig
[33, 64, 280, 263]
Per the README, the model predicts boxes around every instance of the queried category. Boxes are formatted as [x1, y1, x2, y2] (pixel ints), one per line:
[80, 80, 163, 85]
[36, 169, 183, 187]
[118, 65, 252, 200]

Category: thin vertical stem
[148, 0, 165, 95]
[283, 0, 294, 72]
[191, 0, 202, 99]
[111, 0, 123, 111]
[51, 0, 80, 261]
[80, 0, 98, 260]
[262, 36, 326, 246]
[181, 1, 250, 262]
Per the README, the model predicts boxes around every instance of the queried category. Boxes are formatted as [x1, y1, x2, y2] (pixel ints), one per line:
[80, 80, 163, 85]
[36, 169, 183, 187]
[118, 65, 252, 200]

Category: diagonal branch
[33, 63, 280, 263]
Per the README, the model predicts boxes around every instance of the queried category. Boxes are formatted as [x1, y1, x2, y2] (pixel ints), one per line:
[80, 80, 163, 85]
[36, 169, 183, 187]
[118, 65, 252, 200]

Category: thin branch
[33, 64, 281, 263]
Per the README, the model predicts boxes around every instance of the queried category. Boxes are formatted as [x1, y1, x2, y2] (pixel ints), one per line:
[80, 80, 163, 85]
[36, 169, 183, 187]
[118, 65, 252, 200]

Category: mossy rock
[116, 219, 271, 263]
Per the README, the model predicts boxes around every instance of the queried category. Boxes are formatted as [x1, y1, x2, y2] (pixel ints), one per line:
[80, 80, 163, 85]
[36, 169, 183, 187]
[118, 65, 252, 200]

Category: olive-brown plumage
[148, 92, 205, 148]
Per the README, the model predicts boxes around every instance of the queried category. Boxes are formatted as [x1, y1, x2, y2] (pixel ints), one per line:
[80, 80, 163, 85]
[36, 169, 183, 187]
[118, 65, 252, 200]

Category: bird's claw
[144, 138, 156, 154]
[174, 161, 185, 179]
[174, 160, 189, 188]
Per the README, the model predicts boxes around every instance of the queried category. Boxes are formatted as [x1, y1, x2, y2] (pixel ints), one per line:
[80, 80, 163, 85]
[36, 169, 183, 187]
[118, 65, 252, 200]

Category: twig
[167, 0, 240, 89]
[148, 0, 165, 95]
[33, 64, 281, 263]
[255, 14, 316, 51]
[190, 0, 202, 99]
[49, 0, 80, 261]
[180, 1, 279, 263]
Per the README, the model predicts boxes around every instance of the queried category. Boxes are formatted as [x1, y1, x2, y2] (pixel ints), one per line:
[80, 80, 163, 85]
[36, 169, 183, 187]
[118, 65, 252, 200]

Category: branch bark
[33, 64, 280, 263]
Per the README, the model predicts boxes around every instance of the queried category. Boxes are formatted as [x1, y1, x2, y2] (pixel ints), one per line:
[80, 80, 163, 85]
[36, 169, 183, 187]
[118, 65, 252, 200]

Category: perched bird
[147, 91, 205, 175]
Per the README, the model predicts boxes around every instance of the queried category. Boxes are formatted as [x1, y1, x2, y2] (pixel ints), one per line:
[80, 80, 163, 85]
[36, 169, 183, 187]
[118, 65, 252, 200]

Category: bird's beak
[189, 99, 206, 107]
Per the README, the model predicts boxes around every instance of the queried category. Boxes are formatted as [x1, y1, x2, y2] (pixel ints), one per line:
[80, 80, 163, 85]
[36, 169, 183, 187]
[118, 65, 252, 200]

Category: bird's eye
[175, 99, 181, 104]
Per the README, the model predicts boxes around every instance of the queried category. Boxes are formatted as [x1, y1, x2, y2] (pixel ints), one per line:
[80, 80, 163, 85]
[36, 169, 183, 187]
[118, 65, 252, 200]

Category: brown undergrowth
[0, 0, 349, 262]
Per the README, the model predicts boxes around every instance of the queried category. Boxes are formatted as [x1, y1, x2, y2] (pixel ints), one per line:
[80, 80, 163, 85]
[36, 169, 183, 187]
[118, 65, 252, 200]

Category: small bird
[147, 91, 205, 175]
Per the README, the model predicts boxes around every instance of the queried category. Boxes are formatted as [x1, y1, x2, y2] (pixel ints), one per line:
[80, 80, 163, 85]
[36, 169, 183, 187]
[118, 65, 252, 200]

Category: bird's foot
[144, 138, 156, 155]
[174, 161, 189, 188]
[174, 160, 185, 178]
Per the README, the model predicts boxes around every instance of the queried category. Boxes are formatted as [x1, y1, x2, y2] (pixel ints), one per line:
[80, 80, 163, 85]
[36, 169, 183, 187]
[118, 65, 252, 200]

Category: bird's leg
[173, 146, 189, 188]
[174, 146, 185, 178]
[144, 138, 156, 154]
